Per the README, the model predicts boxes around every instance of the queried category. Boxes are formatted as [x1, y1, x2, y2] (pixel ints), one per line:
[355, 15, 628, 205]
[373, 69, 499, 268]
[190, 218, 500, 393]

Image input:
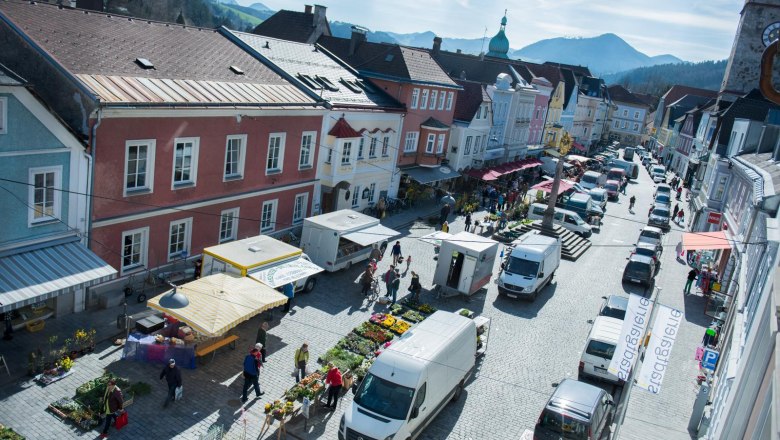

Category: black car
[622, 254, 656, 286]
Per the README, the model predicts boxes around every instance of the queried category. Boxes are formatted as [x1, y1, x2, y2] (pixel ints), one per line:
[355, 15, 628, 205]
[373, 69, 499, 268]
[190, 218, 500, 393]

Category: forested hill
[603, 60, 727, 97]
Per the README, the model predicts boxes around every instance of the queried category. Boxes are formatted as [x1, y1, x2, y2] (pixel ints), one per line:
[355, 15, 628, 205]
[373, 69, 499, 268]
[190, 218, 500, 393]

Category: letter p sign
[702, 349, 719, 371]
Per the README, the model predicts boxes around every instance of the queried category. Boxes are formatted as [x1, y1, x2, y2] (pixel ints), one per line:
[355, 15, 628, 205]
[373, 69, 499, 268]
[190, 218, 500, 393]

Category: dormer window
[230, 65, 244, 75]
[340, 78, 363, 94]
[297, 74, 322, 90]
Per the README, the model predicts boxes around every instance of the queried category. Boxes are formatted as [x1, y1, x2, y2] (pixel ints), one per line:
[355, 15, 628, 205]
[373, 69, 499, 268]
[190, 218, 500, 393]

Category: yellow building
[543, 82, 566, 148]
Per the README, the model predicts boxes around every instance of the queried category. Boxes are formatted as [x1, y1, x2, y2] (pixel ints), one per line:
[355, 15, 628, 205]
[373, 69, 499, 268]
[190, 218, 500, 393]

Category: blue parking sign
[702, 348, 719, 371]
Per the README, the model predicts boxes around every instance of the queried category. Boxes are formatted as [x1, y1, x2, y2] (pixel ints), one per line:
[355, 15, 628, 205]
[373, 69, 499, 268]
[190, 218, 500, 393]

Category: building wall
[505, 88, 535, 161]
[560, 85, 579, 134]
[607, 102, 647, 145]
[529, 84, 551, 145]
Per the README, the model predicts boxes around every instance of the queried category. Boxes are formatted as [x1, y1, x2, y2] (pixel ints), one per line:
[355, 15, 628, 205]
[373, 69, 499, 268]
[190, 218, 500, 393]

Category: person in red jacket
[325, 362, 343, 409]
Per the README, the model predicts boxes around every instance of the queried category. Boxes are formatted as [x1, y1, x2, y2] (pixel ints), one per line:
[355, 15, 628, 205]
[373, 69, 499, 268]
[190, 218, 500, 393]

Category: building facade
[447, 80, 491, 171]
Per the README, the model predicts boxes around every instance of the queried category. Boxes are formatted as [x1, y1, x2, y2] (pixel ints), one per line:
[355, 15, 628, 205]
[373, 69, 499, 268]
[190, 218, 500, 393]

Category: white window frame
[633, 123, 639, 132]
[404, 132, 419, 153]
[341, 141, 352, 164]
[260, 199, 278, 232]
[168, 218, 192, 262]
[299, 131, 316, 169]
[28, 165, 62, 226]
[411, 88, 420, 109]
[171, 137, 199, 188]
[446, 92, 454, 111]
[481, 105, 488, 119]
[369, 137, 378, 158]
[352, 185, 360, 207]
[382, 135, 390, 156]
[475, 107, 481, 120]
[0, 97, 7, 134]
[614, 120, 620, 129]
[622, 109, 628, 117]
[369, 183, 376, 202]
[429, 90, 438, 110]
[437, 90, 446, 110]
[464, 136, 473, 155]
[121, 226, 149, 275]
[266, 133, 286, 175]
[224, 134, 246, 181]
[326, 146, 333, 164]
[357, 137, 365, 159]
[293, 193, 308, 224]
[219, 207, 239, 243]
[436, 134, 445, 154]
[124, 139, 156, 196]
[425, 133, 436, 154]
[420, 89, 429, 109]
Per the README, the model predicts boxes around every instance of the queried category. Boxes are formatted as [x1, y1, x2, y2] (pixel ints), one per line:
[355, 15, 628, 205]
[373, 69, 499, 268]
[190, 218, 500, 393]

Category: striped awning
[147, 273, 288, 337]
[0, 236, 117, 313]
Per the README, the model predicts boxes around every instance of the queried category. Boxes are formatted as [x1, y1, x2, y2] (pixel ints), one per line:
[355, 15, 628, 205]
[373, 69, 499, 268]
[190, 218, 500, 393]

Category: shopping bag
[115, 411, 128, 430]
[175, 386, 183, 401]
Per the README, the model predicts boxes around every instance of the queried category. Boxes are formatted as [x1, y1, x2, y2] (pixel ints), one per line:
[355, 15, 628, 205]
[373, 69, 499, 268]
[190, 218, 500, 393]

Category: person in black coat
[160, 358, 182, 408]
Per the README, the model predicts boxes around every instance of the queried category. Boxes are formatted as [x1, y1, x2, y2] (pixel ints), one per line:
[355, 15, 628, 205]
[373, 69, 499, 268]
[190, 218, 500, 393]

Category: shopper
[241, 347, 264, 402]
[99, 379, 124, 438]
[629, 195, 636, 211]
[293, 343, 309, 383]
[498, 193, 505, 210]
[255, 322, 269, 362]
[389, 268, 401, 305]
[391, 241, 402, 266]
[282, 282, 294, 313]
[440, 203, 451, 226]
[441, 221, 450, 233]
[376, 197, 386, 219]
[409, 272, 422, 303]
[360, 264, 374, 296]
[685, 268, 699, 295]
[325, 362, 343, 409]
[676, 186, 683, 200]
[383, 265, 395, 296]
[677, 209, 685, 225]
[673, 203, 680, 220]
[464, 212, 472, 232]
[405, 254, 412, 271]
[159, 358, 182, 408]
[369, 244, 382, 262]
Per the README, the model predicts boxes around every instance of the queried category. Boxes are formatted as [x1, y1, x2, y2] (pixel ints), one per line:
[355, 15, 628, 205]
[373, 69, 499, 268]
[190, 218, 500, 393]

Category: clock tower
[720, 0, 780, 101]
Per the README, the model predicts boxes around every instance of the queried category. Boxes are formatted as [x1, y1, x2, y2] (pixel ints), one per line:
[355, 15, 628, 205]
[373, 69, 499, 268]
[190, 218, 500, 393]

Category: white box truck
[497, 231, 561, 300]
[300, 209, 401, 272]
[340, 311, 477, 440]
[200, 235, 323, 293]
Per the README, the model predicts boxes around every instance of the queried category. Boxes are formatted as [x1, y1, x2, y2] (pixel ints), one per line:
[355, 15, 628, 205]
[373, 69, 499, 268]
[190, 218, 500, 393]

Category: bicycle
[368, 277, 381, 301]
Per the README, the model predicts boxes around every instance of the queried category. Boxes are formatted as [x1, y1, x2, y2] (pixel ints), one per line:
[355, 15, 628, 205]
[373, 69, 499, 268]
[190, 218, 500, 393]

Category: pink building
[529, 77, 553, 145]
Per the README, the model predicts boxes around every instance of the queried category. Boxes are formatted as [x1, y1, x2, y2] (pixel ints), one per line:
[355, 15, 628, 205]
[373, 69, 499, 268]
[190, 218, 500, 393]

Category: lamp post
[541, 132, 572, 232]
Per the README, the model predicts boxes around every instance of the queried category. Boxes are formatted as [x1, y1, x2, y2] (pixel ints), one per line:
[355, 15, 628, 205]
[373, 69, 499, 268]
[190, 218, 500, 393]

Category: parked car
[580, 171, 606, 190]
[655, 193, 671, 206]
[562, 193, 604, 222]
[638, 226, 664, 254]
[642, 155, 652, 167]
[632, 242, 661, 267]
[622, 254, 657, 286]
[655, 183, 672, 198]
[651, 165, 666, 183]
[648, 205, 671, 231]
[589, 188, 608, 212]
[527, 203, 593, 237]
[579, 316, 624, 384]
[604, 180, 620, 201]
[606, 167, 626, 182]
[623, 146, 635, 161]
[534, 379, 615, 440]
[598, 295, 628, 320]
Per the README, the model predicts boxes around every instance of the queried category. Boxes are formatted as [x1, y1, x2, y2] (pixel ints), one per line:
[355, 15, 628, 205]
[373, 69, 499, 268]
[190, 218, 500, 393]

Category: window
[464, 136, 473, 155]
[326, 145, 333, 163]
[352, 185, 360, 207]
[436, 134, 445, 154]
[420, 89, 429, 109]
[622, 121, 627, 129]
[633, 123, 639, 132]
[438, 91, 446, 110]
[425, 133, 436, 153]
[29, 166, 61, 224]
[293, 193, 308, 224]
[168, 218, 192, 261]
[474, 136, 481, 154]
[0, 97, 6, 134]
[713, 175, 728, 201]
[299, 131, 315, 169]
[382, 135, 390, 156]
[266, 133, 285, 174]
[634, 111, 640, 119]
[224, 135, 246, 180]
[404, 132, 419, 153]
[535, 108, 540, 119]
[429, 90, 438, 110]
[172, 137, 199, 187]
[357, 138, 365, 159]
[369, 183, 376, 202]
[614, 120, 620, 129]
[261, 199, 278, 232]
[219, 208, 239, 243]
[482, 105, 488, 119]
[121, 227, 148, 274]
[411, 88, 420, 109]
[446, 92, 454, 111]
[622, 109, 628, 117]
[369, 137, 378, 158]
[475, 107, 481, 120]
[341, 141, 352, 164]
[124, 140, 156, 195]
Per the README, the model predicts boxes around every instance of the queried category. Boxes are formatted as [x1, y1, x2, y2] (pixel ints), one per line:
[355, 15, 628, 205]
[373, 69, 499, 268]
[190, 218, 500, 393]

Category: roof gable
[607, 85, 647, 107]
[661, 85, 718, 107]
[252, 10, 319, 43]
[453, 79, 489, 122]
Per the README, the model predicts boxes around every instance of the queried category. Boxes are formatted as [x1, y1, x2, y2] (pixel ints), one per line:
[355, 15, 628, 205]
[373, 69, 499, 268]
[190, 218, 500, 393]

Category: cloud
[590, 4, 737, 31]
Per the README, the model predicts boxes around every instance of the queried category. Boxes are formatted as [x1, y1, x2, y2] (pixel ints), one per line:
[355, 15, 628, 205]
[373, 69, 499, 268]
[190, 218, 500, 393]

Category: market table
[121, 332, 196, 369]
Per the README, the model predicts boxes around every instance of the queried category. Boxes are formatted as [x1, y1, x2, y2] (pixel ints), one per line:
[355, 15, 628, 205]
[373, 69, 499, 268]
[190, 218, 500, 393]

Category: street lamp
[541, 132, 572, 232]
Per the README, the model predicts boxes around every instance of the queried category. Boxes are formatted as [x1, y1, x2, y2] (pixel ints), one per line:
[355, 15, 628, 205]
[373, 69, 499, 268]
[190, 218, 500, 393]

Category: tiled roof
[227, 31, 402, 110]
[524, 63, 563, 91]
[453, 79, 489, 122]
[714, 95, 780, 153]
[633, 93, 656, 109]
[560, 68, 576, 109]
[0, 1, 315, 106]
[328, 117, 361, 138]
[579, 76, 604, 98]
[543, 61, 592, 78]
[318, 36, 458, 88]
[0, 62, 23, 86]
[251, 10, 324, 44]
[661, 85, 718, 108]
[607, 85, 647, 107]
[420, 116, 449, 129]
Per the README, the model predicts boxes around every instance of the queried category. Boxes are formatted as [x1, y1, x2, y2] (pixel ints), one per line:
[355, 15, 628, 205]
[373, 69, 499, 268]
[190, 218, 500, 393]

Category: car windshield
[586, 340, 616, 359]
[600, 304, 627, 320]
[641, 230, 661, 240]
[582, 174, 598, 184]
[590, 192, 605, 202]
[506, 257, 540, 277]
[655, 195, 670, 204]
[652, 208, 670, 218]
[605, 183, 618, 191]
[626, 261, 651, 277]
[538, 409, 588, 439]
[354, 373, 415, 420]
[634, 247, 655, 259]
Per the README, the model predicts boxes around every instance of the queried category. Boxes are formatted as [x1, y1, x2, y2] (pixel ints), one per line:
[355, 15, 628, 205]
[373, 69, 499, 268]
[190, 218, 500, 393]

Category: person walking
[360, 264, 374, 296]
[389, 268, 401, 305]
[685, 268, 699, 295]
[673, 203, 680, 220]
[391, 241, 402, 266]
[383, 265, 395, 296]
[99, 379, 124, 438]
[648, 204, 655, 217]
[440, 203, 451, 226]
[629, 195, 636, 211]
[405, 254, 411, 271]
[159, 358, 182, 408]
[241, 347, 264, 402]
[620, 177, 628, 195]
[676, 186, 683, 200]
[293, 343, 309, 383]
[369, 244, 382, 262]
[677, 209, 685, 225]
[324, 362, 343, 409]
[255, 322, 269, 362]
[409, 271, 422, 303]
[464, 212, 472, 232]
[282, 282, 294, 313]
[376, 197, 386, 219]
[498, 193, 505, 210]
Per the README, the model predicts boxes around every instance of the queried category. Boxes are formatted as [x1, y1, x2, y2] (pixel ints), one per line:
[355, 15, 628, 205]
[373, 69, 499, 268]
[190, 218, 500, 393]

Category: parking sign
[702, 348, 719, 371]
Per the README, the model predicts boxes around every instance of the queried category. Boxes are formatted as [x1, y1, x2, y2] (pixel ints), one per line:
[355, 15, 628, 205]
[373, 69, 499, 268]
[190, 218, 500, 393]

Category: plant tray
[36, 368, 74, 386]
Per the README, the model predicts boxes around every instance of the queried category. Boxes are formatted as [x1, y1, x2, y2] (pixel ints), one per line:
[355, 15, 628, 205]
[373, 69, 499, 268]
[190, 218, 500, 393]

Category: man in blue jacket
[241, 347, 264, 403]
[282, 282, 294, 313]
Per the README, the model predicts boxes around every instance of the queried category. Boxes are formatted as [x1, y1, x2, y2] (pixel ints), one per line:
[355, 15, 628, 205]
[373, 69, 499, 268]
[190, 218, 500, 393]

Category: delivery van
[340, 311, 476, 440]
[541, 156, 574, 177]
[623, 146, 635, 161]
[608, 159, 639, 180]
[497, 231, 561, 300]
[578, 316, 623, 384]
[527, 203, 592, 237]
[606, 167, 625, 182]
[579, 171, 606, 190]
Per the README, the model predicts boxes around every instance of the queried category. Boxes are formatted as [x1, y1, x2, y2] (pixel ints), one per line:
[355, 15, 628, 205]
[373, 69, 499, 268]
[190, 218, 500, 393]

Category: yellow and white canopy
[147, 273, 287, 337]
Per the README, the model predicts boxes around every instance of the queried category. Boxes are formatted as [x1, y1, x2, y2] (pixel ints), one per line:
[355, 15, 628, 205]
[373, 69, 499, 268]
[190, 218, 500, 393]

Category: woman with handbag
[100, 379, 125, 438]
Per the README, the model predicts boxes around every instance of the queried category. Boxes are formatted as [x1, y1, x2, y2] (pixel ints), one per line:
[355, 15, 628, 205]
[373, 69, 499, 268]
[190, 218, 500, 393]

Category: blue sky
[238, 0, 743, 62]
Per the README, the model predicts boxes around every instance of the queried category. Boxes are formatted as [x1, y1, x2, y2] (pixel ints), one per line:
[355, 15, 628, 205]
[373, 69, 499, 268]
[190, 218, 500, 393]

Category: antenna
[480, 26, 488, 54]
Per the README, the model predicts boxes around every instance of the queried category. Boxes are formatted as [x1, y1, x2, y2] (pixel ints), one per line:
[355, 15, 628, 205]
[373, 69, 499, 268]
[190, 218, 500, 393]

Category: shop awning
[417, 231, 453, 246]
[0, 236, 117, 313]
[567, 154, 590, 163]
[519, 158, 543, 170]
[147, 273, 288, 337]
[248, 258, 324, 288]
[572, 142, 586, 152]
[531, 179, 573, 193]
[343, 224, 401, 246]
[682, 231, 733, 251]
[402, 166, 461, 184]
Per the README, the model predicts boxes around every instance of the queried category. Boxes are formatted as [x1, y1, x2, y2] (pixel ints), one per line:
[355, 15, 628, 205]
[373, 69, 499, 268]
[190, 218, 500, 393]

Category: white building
[447, 79, 491, 171]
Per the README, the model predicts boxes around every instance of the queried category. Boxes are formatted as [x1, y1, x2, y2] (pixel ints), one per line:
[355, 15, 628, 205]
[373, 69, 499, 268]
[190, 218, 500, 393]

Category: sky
[236, 0, 744, 62]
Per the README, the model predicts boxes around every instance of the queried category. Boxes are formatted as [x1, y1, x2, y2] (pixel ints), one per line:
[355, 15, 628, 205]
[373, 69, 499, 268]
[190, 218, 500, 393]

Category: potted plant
[74, 329, 89, 354]
[86, 329, 97, 352]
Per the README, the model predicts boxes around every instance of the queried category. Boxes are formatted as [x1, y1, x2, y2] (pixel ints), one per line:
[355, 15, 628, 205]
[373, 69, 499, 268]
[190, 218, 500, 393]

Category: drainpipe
[86, 108, 103, 249]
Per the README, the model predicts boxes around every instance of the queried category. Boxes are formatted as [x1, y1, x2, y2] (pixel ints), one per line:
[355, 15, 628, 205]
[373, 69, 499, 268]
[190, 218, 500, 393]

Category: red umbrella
[530, 179, 573, 193]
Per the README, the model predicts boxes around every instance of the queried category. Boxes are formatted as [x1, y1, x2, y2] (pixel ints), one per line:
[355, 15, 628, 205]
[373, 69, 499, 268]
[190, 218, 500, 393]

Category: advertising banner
[636, 305, 684, 394]
[608, 294, 653, 381]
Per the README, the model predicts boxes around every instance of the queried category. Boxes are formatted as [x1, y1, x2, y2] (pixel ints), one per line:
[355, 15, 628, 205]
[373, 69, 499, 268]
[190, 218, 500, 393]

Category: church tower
[486, 12, 510, 59]
[720, 0, 780, 101]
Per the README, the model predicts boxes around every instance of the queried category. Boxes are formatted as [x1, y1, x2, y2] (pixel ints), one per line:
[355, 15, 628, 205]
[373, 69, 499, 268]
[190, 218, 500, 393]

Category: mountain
[249, 3, 274, 12]
[603, 60, 727, 97]
[330, 21, 398, 44]
[512, 33, 682, 75]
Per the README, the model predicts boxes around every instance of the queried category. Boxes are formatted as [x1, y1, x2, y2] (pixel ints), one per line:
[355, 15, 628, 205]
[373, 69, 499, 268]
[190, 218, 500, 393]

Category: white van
[578, 316, 623, 384]
[340, 311, 476, 440]
[579, 171, 605, 190]
[527, 203, 592, 237]
[541, 156, 573, 177]
[498, 231, 561, 300]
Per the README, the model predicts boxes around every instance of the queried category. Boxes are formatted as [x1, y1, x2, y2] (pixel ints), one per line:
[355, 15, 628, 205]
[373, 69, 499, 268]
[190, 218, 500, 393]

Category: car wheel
[451, 381, 464, 402]
[343, 261, 352, 272]
[304, 277, 317, 293]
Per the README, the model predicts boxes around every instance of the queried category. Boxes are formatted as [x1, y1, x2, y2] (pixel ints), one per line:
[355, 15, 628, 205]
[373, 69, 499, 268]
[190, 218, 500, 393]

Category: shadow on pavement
[490, 282, 557, 319]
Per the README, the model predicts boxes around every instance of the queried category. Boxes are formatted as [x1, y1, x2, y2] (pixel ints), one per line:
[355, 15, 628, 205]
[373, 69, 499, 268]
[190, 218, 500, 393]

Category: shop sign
[707, 212, 722, 225]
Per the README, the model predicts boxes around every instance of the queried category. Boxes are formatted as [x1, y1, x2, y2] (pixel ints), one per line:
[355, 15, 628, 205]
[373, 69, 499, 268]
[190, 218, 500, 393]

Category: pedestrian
[369, 244, 382, 262]
[677, 209, 685, 225]
[441, 221, 449, 233]
[675, 241, 684, 262]
[521, 181, 529, 199]
[440, 203, 451, 225]
[376, 197, 386, 219]
[293, 342, 309, 383]
[409, 271, 422, 303]
[241, 347, 264, 402]
[391, 240, 402, 266]
[673, 203, 680, 219]
[383, 265, 396, 296]
[255, 321, 269, 362]
[481, 187, 488, 208]
[282, 281, 294, 313]
[159, 358, 182, 408]
[648, 204, 654, 217]
[629, 195, 636, 211]
[464, 212, 472, 232]
[685, 268, 699, 295]
[99, 378, 124, 438]
[702, 326, 717, 347]
[508, 191, 516, 208]
[498, 193, 505, 210]
[499, 211, 508, 230]
[405, 254, 412, 271]
[676, 186, 683, 200]
[360, 264, 374, 296]
[324, 362, 343, 409]
[620, 177, 627, 195]
[389, 268, 401, 305]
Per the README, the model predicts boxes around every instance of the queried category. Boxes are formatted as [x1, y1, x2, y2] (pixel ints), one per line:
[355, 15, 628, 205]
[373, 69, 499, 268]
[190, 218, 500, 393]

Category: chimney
[432, 36, 442, 55]
[349, 26, 367, 56]
[313, 4, 326, 27]
[456, 49, 462, 54]
[459, 70, 466, 80]
[304, 4, 312, 14]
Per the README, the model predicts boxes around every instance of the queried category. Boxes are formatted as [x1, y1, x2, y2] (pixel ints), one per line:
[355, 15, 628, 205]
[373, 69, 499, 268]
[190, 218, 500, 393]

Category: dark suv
[534, 379, 615, 440]
[622, 254, 656, 287]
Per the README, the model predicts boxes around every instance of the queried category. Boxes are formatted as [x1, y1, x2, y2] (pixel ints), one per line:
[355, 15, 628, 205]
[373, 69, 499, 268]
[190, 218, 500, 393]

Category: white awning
[417, 231, 453, 246]
[342, 224, 401, 246]
[248, 258, 324, 288]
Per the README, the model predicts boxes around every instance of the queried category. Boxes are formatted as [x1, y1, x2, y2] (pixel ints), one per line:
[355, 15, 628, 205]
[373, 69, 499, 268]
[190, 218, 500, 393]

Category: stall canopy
[531, 179, 573, 193]
[402, 166, 461, 184]
[572, 142, 586, 152]
[566, 155, 590, 163]
[682, 231, 732, 251]
[147, 273, 288, 337]
[342, 224, 401, 246]
[248, 258, 324, 288]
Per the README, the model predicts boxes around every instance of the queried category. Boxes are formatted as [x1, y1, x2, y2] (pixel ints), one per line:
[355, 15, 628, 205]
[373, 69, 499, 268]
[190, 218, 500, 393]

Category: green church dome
[486, 14, 509, 59]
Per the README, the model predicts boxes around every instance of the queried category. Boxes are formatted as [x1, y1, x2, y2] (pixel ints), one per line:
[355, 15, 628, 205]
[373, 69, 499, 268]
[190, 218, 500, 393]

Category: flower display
[355, 321, 394, 344]
[389, 319, 411, 335]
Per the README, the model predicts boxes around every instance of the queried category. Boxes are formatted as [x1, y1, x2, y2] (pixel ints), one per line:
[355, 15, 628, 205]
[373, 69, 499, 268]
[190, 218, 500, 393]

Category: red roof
[328, 117, 361, 138]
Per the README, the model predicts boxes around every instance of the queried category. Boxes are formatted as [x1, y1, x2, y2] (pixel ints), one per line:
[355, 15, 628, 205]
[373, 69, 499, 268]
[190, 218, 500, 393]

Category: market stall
[432, 232, 499, 298]
[122, 333, 197, 369]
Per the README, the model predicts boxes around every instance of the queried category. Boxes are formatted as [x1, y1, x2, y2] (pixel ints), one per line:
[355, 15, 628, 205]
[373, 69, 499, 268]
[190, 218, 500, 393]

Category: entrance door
[457, 255, 477, 293]
[446, 252, 464, 288]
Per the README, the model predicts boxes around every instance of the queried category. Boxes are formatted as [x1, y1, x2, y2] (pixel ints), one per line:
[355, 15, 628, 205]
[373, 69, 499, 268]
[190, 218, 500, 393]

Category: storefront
[682, 230, 733, 321]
